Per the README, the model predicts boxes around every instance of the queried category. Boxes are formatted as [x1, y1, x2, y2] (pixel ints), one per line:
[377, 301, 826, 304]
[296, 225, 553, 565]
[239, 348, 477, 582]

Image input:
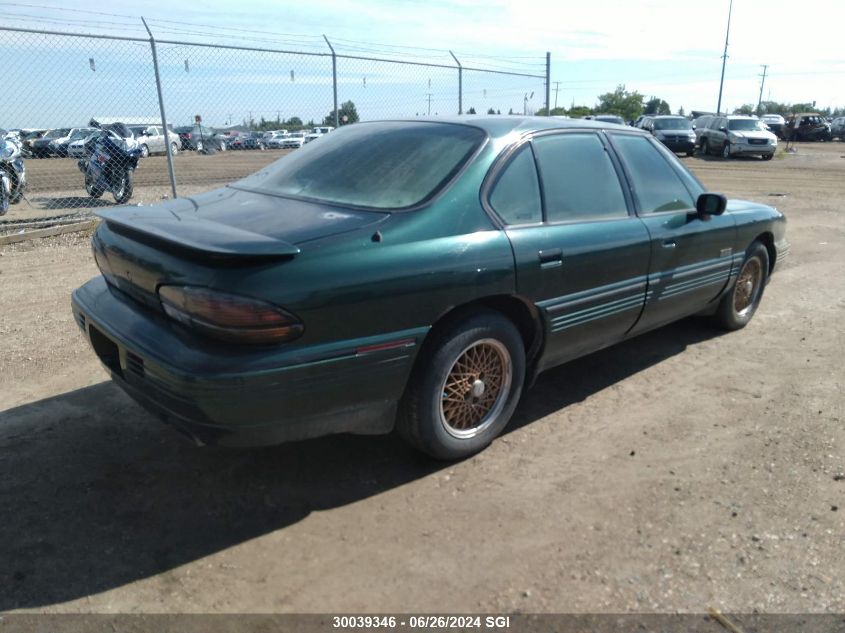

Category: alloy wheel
[733, 256, 763, 317]
[439, 339, 513, 439]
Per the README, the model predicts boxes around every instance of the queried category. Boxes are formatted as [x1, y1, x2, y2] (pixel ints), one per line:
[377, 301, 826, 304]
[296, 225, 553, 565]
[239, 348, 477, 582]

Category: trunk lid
[96, 187, 389, 259]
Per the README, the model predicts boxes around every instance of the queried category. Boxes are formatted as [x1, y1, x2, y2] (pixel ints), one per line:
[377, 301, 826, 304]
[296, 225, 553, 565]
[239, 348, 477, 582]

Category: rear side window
[611, 135, 696, 213]
[488, 145, 542, 225]
[236, 122, 486, 210]
[533, 133, 628, 222]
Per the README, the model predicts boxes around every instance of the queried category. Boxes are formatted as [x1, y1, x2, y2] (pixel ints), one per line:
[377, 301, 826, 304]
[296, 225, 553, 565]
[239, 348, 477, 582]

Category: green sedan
[72, 117, 788, 459]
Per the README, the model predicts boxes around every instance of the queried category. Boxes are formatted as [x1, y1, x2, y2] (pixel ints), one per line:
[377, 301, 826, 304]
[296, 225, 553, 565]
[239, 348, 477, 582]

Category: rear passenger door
[488, 131, 652, 371]
[607, 133, 737, 334]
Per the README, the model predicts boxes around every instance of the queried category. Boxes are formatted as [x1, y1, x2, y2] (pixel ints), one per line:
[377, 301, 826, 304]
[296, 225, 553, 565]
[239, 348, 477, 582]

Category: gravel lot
[0, 142, 843, 614]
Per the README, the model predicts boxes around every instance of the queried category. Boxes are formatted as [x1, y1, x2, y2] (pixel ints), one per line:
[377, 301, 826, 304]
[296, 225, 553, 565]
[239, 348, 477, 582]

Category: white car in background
[304, 125, 335, 143]
[280, 131, 307, 149]
[265, 132, 290, 149]
[67, 130, 114, 158]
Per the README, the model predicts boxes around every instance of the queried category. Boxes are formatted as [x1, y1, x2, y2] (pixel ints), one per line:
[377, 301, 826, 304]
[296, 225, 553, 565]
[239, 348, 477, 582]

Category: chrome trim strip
[540, 275, 649, 314]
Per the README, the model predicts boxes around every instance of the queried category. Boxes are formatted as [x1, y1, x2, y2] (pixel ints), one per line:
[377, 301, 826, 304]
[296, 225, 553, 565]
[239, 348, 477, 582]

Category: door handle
[661, 240, 677, 249]
[538, 248, 563, 268]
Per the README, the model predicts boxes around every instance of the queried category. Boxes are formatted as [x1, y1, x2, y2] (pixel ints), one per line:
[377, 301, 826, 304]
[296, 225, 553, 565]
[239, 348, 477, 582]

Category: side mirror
[696, 192, 727, 217]
[719, 126, 727, 131]
[691, 124, 697, 130]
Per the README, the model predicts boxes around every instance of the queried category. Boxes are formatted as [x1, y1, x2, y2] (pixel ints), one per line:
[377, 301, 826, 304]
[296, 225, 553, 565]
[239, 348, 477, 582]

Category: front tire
[170, 142, 179, 155]
[721, 142, 731, 159]
[112, 169, 133, 204]
[700, 139, 709, 155]
[714, 241, 769, 331]
[140, 144, 150, 158]
[85, 176, 104, 199]
[0, 183, 9, 216]
[398, 311, 526, 460]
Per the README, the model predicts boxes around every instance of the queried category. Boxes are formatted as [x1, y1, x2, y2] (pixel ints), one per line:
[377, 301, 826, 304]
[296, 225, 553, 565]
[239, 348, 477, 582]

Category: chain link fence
[0, 25, 549, 216]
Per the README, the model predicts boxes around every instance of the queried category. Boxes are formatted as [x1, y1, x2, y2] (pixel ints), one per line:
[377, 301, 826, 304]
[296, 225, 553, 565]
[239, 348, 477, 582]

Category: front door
[607, 133, 737, 334]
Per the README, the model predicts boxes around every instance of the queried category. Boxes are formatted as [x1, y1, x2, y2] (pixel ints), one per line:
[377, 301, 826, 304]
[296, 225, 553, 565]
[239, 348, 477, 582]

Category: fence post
[142, 17, 178, 199]
[323, 35, 339, 127]
[450, 51, 462, 115]
[545, 52, 551, 116]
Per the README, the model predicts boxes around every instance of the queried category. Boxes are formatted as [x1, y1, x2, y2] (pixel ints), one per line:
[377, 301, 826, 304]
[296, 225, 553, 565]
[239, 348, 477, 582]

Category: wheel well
[754, 232, 777, 274]
[424, 295, 544, 366]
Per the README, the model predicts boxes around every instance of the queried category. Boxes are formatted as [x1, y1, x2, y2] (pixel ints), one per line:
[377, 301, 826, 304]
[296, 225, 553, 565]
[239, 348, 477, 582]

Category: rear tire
[398, 310, 525, 460]
[170, 142, 179, 155]
[714, 241, 769, 331]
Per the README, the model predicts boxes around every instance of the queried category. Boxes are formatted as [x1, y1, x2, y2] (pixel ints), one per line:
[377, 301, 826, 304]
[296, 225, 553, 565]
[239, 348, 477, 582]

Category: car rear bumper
[71, 276, 426, 447]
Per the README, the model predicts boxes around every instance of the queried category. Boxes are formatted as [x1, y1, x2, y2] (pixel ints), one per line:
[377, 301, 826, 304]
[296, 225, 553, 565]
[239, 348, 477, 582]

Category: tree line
[244, 101, 361, 132]
[238, 91, 842, 132]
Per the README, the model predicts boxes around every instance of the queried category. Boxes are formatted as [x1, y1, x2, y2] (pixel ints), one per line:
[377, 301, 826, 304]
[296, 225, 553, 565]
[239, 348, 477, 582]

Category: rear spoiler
[96, 208, 300, 259]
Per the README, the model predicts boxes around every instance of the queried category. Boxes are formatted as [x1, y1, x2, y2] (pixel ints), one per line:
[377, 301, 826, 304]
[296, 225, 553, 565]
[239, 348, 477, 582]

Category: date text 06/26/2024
[332, 616, 511, 629]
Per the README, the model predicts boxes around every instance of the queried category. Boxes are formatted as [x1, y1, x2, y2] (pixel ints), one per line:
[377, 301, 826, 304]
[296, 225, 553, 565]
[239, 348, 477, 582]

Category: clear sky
[2, 0, 844, 128]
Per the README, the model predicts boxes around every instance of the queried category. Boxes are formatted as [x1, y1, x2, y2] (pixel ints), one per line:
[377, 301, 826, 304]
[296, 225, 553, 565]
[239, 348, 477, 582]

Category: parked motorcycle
[78, 120, 141, 204]
[0, 130, 27, 215]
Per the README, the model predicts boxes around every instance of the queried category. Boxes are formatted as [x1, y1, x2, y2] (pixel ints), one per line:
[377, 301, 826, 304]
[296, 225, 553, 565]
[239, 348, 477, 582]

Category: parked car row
[14, 123, 339, 158]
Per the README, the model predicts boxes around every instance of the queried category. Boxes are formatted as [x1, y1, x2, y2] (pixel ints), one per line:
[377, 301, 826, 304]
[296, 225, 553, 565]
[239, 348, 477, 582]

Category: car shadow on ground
[0, 317, 723, 610]
[28, 196, 115, 210]
[689, 153, 768, 163]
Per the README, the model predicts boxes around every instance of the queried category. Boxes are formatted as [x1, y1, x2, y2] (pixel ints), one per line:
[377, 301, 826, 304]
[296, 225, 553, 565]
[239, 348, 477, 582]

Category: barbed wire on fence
[0, 19, 549, 215]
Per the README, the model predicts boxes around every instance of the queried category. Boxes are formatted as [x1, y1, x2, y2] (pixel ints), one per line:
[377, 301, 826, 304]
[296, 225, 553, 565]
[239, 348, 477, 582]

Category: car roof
[370, 115, 639, 139]
[726, 115, 759, 119]
[649, 115, 686, 118]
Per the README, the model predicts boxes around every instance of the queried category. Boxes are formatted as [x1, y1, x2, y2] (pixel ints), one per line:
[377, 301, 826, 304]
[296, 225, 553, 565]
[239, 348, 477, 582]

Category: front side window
[488, 145, 542, 225]
[611, 135, 696, 213]
[533, 133, 628, 223]
[235, 122, 485, 210]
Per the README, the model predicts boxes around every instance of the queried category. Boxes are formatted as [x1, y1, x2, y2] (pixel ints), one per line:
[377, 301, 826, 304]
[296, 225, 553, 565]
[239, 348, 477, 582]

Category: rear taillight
[158, 285, 303, 345]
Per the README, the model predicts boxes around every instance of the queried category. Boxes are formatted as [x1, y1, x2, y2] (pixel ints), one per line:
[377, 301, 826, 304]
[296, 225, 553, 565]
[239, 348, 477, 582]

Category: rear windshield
[728, 119, 766, 131]
[44, 128, 70, 138]
[653, 117, 692, 130]
[234, 122, 486, 209]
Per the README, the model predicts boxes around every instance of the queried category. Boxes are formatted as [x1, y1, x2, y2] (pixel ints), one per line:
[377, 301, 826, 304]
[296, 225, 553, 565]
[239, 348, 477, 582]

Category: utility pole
[716, 0, 733, 115]
[426, 93, 432, 116]
[553, 81, 560, 109]
[757, 65, 768, 115]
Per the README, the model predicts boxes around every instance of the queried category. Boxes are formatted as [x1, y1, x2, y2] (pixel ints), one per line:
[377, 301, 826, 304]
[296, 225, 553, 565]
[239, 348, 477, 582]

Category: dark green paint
[72, 116, 787, 446]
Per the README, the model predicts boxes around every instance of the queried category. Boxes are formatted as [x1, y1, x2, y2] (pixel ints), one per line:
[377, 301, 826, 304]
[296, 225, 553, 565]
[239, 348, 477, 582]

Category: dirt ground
[1, 142, 844, 614]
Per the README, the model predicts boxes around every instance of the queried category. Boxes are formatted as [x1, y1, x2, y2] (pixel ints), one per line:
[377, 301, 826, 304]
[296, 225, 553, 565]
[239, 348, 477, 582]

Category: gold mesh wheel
[439, 339, 512, 439]
[734, 257, 763, 316]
